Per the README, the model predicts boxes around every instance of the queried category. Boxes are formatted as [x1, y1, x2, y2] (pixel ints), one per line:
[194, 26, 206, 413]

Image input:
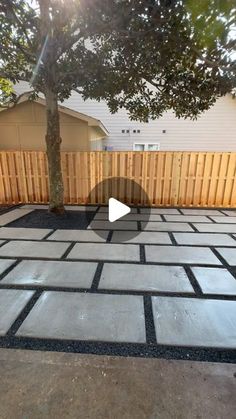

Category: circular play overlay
[86, 177, 151, 241]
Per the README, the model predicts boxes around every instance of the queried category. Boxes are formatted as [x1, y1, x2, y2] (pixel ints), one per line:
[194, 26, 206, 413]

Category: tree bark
[45, 89, 65, 214]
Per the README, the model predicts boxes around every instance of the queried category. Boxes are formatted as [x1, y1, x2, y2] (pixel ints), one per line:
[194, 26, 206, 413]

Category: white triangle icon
[108, 198, 131, 222]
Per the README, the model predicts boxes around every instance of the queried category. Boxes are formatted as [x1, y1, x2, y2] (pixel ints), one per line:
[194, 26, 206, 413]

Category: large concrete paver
[180, 209, 222, 215]
[93, 213, 162, 221]
[145, 245, 221, 264]
[20, 205, 48, 210]
[0, 349, 235, 419]
[0, 259, 16, 276]
[164, 215, 211, 223]
[152, 296, 236, 348]
[192, 267, 236, 295]
[17, 292, 146, 343]
[194, 223, 236, 233]
[111, 231, 172, 244]
[0, 209, 33, 226]
[89, 220, 138, 230]
[0, 289, 34, 335]
[0, 227, 52, 240]
[99, 263, 194, 292]
[216, 248, 236, 266]
[174, 233, 236, 246]
[0, 240, 69, 259]
[1, 260, 97, 289]
[67, 243, 140, 261]
[65, 205, 97, 211]
[49, 229, 108, 242]
[210, 216, 236, 224]
[221, 210, 236, 216]
[140, 208, 180, 214]
[141, 222, 193, 231]
[98, 206, 137, 214]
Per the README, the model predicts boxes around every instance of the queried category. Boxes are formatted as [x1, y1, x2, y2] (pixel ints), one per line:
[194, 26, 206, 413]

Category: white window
[133, 143, 160, 151]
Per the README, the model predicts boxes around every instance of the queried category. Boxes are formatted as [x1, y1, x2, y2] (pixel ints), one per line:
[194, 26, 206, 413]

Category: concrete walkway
[0, 205, 235, 360]
[0, 348, 235, 419]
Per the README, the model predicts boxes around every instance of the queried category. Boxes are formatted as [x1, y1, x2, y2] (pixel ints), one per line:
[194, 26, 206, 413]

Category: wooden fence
[0, 150, 236, 207]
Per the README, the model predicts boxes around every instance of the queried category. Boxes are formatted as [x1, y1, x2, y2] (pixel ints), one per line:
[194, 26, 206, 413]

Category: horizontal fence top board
[0, 150, 236, 207]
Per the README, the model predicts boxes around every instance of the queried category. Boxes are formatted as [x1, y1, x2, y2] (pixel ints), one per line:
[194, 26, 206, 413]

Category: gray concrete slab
[216, 248, 236, 266]
[93, 213, 162, 221]
[0, 227, 52, 240]
[180, 209, 223, 216]
[65, 205, 97, 211]
[67, 243, 140, 261]
[98, 206, 138, 214]
[0, 259, 16, 276]
[210, 216, 236, 223]
[0, 289, 34, 335]
[174, 233, 236, 246]
[17, 292, 146, 343]
[192, 267, 236, 295]
[145, 245, 221, 264]
[141, 222, 193, 231]
[194, 223, 236, 233]
[49, 229, 108, 242]
[88, 220, 138, 230]
[111, 231, 172, 244]
[0, 240, 69, 259]
[0, 349, 235, 419]
[1, 260, 97, 289]
[99, 263, 194, 292]
[164, 215, 211, 223]
[221, 210, 236, 216]
[140, 208, 180, 214]
[0, 240, 5, 247]
[20, 205, 48, 210]
[152, 296, 236, 348]
[0, 209, 33, 226]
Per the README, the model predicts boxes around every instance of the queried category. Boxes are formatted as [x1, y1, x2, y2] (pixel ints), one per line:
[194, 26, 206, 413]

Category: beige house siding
[0, 101, 106, 151]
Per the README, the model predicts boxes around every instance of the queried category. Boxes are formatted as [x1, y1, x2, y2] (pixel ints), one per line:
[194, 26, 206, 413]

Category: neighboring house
[14, 82, 236, 152]
[0, 93, 108, 151]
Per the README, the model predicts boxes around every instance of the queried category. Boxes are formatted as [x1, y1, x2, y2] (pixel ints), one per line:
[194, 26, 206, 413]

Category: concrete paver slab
[88, 220, 138, 230]
[49, 229, 108, 242]
[0, 240, 69, 259]
[140, 208, 180, 214]
[221, 210, 236, 216]
[67, 243, 140, 261]
[194, 223, 236, 233]
[20, 205, 48, 210]
[99, 263, 194, 292]
[180, 209, 222, 216]
[0, 289, 34, 335]
[145, 245, 221, 264]
[141, 222, 193, 232]
[93, 213, 162, 221]
[152, 296, 236, 348]
[17, 292, 146, 343]
[216, 248, 236, 266]
[210, 216, 236, 223]
[111, 231, 172, 244]
[0, 259, 16, 276]
[192, 267, 236, 295]
[164, 215, 211, 223]
[0, 209, 33, 226]
[0, 227, 52, 240]
[98, 206, 137, 214]
[65, 205, 97, 211]
[1, 260, 97, 289]
[174, 233, 236, 246]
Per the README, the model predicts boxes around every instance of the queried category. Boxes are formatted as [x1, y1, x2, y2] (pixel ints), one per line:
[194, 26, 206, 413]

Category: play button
[86, 177, 151, 242]
[109, 198, 130, 222]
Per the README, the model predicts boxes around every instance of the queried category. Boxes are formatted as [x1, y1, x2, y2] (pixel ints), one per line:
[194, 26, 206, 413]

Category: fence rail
[0, 150, 236, 207]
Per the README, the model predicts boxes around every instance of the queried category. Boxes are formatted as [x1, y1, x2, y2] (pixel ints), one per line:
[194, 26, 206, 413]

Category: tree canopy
[0, 0, 235, 121]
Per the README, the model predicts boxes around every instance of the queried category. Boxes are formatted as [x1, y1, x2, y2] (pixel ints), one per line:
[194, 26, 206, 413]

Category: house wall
[0, 101, 89, 151]
[14, 82, 236, 151]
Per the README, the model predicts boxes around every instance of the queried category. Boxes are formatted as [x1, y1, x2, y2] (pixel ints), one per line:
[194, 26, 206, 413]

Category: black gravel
[7, 209, 96, 230]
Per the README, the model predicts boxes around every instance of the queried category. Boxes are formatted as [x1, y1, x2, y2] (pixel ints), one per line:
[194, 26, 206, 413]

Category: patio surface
[0, 204, 236, 362]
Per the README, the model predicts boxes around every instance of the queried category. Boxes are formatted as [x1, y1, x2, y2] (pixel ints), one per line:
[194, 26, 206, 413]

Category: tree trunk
[45, 89, 65, 214]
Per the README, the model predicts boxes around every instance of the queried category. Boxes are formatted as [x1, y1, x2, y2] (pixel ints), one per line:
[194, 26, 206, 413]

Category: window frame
[133, 143, 160, 151]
